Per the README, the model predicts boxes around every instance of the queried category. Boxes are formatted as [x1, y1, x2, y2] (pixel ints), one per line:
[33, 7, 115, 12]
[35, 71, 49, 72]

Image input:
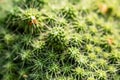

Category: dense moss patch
[0, 0, 120, 80]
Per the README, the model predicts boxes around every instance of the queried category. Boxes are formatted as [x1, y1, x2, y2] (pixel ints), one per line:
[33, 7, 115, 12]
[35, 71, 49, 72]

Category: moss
[0, 0, 120, 80]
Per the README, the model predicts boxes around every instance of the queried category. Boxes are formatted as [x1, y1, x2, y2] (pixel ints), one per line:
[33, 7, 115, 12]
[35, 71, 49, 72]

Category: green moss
[0, 0, 120, 80]
[46, 27, 68, 52]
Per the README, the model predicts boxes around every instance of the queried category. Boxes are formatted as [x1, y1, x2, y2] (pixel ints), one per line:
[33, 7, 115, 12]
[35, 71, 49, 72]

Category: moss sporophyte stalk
[0, 0, 120, 80]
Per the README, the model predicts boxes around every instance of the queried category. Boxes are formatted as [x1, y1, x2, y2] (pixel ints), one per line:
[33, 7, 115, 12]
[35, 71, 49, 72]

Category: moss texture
[0, 0, 120, 80]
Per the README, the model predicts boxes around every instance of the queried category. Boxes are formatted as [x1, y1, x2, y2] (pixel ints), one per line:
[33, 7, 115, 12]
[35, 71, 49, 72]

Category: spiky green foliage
[0, 0, 120, 80]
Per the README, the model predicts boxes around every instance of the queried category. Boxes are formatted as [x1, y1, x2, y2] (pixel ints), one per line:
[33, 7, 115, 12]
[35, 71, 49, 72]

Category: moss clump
[0, 0, 120, 80]
[46, 27, 68, 52]
[5, 8, 42, 34]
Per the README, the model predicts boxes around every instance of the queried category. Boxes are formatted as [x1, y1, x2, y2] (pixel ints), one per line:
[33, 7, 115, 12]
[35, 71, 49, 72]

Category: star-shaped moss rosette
[6, 8, 42, 34]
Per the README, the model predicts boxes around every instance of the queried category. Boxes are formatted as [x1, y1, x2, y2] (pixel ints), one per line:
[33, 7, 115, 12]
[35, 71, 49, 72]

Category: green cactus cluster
[0, 0, 120, 80]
